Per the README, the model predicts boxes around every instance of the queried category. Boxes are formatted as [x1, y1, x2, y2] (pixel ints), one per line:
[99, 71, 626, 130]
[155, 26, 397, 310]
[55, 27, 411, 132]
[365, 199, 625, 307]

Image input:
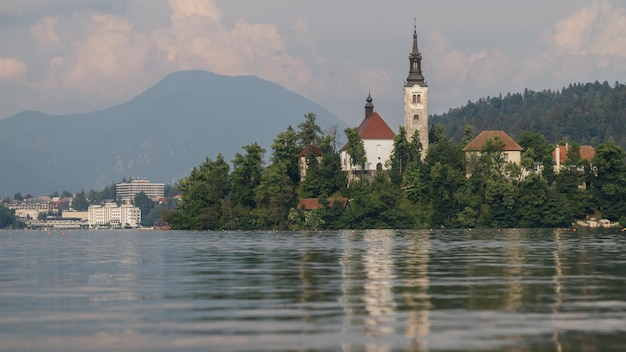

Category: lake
[1, 228, 625, 351]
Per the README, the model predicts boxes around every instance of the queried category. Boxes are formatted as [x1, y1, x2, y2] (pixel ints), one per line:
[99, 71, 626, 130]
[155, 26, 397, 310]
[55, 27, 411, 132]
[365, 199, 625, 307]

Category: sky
[1, 0, 626, 128]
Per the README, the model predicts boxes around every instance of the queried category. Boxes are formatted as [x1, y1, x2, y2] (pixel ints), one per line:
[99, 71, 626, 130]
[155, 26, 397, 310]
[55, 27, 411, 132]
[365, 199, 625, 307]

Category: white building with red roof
[340, 94, 396, 173]
[340, 25, 430, 174]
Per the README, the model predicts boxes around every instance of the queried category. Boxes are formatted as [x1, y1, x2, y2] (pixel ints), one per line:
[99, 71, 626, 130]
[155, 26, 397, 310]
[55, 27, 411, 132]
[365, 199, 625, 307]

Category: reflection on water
[1, 228, 626, 351]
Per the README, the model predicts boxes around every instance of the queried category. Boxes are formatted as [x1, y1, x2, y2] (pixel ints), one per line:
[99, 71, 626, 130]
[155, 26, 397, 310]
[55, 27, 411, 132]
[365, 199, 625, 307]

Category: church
[340, 24, 429, 173]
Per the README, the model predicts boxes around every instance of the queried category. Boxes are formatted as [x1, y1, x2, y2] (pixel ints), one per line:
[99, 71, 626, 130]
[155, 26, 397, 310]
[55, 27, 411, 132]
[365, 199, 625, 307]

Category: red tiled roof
[340, 112, 396, 151]
[552, 144, 595, 163]
[463, 131, 523, 152]
[297, 198, 349, 210]
[299, 144, 323, 157]
[357, 112, 396, 140]
[580, 145, 595, 161]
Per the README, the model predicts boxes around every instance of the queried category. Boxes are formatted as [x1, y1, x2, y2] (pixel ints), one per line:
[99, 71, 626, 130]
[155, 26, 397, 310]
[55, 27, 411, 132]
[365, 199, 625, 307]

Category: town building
[340, 24, 429, 174]
[88, 202, 141, 228]
[6, 197, 53, 220]
[340, 94, 396, 173]
[552, 143, 595, 173]
[116, 179, 164, 202]
[462, 130, 523, 177]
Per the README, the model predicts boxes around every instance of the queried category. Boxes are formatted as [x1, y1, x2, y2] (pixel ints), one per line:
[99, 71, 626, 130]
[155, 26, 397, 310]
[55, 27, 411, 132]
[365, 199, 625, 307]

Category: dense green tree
[88, 183, 116, 203]
[270, 126, 300, 185]
[591, 140, 626, 220]
[134, 192, 155, 226]
[299, 145, 322, 198]
[297, 113, 322, 147]
[316, 135, 346, 196]
[255, 161, 297, 229]
[171, 154, 231, 230]
[432, 81, 626, 151]
[72, 190, 89, 211]
[231, 143, 265, 208]
[0, 203, 23, 229]
[390, 126, 411, 186]
[344, 127, 366, 181]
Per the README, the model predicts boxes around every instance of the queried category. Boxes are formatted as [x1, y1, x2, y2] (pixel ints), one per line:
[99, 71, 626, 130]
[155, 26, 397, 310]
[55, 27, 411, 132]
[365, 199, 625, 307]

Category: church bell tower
[404, 22, 429, 158]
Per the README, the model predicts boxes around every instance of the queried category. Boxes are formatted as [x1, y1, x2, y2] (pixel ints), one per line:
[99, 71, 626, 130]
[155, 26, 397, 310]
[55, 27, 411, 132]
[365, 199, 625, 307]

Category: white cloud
[30, 17, 60, 45]
[0, 58, 28, 80]
[539, 1, 626, 81]
[61, 14, 154, 97]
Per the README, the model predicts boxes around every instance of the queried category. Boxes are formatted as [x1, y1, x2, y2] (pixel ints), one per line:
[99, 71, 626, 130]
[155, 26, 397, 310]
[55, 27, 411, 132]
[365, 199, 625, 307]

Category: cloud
[540, 1, 626, 81]
[0, 58, 28, 80]
[61, 14, 154, 97]
[153, 0, 311, 90]
[30, 17, 60, 45]
[550, 1, 626, 57]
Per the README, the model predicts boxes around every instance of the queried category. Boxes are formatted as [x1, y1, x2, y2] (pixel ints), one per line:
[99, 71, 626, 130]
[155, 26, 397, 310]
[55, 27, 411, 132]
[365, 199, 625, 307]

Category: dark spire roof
[364, 92, 374, 118]
[405, 21, 427, 87]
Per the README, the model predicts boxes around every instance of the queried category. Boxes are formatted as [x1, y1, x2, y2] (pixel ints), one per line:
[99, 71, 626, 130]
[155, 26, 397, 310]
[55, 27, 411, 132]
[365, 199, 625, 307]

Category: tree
[231, 143, 265, 208]
[172, 154, 231, 230]
[390, 126, 411, 186]
[344, 127, 366, 181]
[270, 126, 301, 185]
[134, 192, 155, 226]
[254, 161, 297, 229]
[591, 140, 626, 220]
[297, 113, 322, 147]
[300, 135, 346, 198]
[0, 203, 23, 229]
[72, 190, 89, 211]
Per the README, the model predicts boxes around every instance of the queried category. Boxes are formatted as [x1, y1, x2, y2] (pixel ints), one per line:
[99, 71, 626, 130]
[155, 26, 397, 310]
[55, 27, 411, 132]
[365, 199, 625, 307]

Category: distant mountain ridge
[0, 70, 347, 197]
[432, 81, 626, 148]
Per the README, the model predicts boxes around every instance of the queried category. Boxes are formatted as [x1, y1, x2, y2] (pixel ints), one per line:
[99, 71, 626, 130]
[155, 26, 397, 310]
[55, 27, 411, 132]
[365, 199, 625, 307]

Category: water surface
[1, 228, 625, 351]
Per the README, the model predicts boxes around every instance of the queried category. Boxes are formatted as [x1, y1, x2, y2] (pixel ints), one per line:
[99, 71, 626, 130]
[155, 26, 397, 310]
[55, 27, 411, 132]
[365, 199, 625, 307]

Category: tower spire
[406, 20, 426, 87]
[364, 91, 374, 118]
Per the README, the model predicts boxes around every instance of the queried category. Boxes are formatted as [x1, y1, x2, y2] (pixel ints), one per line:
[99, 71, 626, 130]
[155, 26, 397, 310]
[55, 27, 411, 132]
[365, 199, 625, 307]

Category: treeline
[163, 114, 626, 230]
[433, 81, 626, 149]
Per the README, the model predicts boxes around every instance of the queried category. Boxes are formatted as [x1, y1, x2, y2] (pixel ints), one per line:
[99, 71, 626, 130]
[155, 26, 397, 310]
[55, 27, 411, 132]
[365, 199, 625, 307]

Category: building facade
[341, 25, 429, 173]
[403, 24, 429, 158]
[340, 94, 396, 173]
[88, 202, 141, 228]
[116, 179, 165, 202]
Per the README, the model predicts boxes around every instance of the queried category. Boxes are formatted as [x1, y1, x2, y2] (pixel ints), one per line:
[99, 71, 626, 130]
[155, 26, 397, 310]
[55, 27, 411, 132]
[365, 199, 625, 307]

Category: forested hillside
[432, 81, 626, 148]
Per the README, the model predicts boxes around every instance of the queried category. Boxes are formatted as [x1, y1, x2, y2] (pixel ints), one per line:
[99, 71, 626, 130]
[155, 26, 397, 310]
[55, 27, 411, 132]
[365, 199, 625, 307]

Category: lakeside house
[462, 130, 523, 177]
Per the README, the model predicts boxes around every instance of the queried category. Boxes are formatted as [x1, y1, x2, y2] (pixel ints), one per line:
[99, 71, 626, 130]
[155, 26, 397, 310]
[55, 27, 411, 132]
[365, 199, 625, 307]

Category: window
[503, 153, 509, 161]
[412, 94, 417, 103]
[412, 94, 421, 104]
[413, 114, 419, 120]
[376, 144, 382, 155]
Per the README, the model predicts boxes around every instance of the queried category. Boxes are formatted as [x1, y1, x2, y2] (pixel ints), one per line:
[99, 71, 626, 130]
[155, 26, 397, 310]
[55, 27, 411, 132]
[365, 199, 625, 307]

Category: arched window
[413, 114, 419, 120]
[412, 94, 417, 103]
[376, 163, 383, 171]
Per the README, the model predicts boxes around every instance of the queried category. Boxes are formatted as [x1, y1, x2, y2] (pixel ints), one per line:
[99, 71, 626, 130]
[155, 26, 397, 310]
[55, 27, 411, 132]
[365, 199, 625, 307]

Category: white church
[340, 25, 429, 174]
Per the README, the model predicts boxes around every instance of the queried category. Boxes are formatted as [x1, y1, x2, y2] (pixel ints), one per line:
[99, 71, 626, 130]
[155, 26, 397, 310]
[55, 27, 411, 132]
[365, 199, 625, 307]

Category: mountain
[0, 70, 347, 197]
[431, 81, 626, 148]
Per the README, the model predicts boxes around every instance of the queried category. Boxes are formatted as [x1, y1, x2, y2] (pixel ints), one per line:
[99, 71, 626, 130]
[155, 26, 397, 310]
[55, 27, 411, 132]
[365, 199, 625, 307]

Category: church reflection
[339, 230, 432, 352]
[362, 230, 397, 340]
[400, 231, 431, 351]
